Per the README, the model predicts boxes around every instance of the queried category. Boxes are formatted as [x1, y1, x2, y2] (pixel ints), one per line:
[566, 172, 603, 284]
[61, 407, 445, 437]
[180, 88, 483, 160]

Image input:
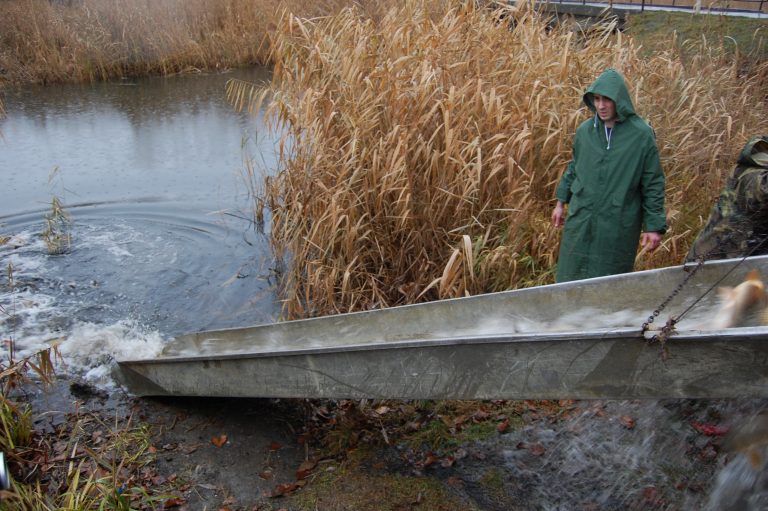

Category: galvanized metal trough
[117, 255, 768, 400]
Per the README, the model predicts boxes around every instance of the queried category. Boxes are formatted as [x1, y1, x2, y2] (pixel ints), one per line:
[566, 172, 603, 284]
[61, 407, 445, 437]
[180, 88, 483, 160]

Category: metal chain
[640, 254, 707, 334]
[640, 254, 708, 357]
[641, 234, 735, 354]
[641, 231, 768, 354]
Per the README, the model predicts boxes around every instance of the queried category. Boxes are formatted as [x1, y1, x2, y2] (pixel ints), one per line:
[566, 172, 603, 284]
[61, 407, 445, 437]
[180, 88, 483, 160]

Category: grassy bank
[236, 0, 768, 319]
[627, 11, 768, 62]
[0, 0, 375, 85]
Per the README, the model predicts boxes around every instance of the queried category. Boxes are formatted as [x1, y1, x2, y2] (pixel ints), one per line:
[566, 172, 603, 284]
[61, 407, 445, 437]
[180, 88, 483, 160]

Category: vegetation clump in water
[41, 197, 71, 256]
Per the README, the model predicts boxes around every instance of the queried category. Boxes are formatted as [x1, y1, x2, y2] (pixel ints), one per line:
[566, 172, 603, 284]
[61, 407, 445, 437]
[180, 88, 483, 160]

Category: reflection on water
[0, 67, 275, 216]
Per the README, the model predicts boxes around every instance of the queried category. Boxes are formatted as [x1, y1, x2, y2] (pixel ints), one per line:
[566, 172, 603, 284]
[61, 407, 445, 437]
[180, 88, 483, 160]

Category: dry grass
[0, 0, 370, 85]
[230, 0, 768, 319]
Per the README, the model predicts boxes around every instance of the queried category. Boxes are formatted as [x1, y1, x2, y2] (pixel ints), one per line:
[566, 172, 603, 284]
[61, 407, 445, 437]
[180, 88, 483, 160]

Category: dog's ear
[746, 269, 761, 282]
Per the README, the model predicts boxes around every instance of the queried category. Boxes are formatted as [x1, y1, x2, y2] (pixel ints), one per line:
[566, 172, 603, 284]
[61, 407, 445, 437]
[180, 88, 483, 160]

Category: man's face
[592, 94, 617, 123]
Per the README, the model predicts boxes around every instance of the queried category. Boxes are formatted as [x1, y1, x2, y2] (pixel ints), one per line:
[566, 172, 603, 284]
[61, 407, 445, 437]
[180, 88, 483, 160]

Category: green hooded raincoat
[554, 69, 667, 282]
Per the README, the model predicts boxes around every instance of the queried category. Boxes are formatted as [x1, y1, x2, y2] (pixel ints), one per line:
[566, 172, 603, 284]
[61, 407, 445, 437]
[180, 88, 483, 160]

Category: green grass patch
[626, 11, 768, 60]
[478, 467, 506, 500]
[287, 453, 481, 511]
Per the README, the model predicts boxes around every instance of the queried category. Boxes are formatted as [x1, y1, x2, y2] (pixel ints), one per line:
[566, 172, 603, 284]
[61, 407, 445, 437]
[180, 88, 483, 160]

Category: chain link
[641, 255, 708, 357]
[641, 233, 738, 355]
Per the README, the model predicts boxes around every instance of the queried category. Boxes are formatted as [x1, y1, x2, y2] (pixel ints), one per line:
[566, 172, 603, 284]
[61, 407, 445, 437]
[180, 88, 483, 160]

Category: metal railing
[554, 0, 767, 14]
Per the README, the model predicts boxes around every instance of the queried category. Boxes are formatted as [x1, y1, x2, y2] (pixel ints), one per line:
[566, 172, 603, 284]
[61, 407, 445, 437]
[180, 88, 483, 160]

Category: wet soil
[19, 379, 768, 511]
[24, 379, 307, 509]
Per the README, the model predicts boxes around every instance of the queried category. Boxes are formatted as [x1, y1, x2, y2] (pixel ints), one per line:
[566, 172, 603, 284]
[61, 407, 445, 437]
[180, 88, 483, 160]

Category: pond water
[1, 68, 766, 508]
[0, 67, 281, 379]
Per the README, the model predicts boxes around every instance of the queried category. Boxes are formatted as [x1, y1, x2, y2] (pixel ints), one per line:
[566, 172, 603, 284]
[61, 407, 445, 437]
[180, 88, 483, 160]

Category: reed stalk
[233, 0, 768, 319]
[42, 197, 72, 256]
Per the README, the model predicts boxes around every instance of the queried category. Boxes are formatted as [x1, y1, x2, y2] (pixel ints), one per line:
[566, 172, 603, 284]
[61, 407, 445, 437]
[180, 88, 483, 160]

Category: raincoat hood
[583, 68, 636, 124]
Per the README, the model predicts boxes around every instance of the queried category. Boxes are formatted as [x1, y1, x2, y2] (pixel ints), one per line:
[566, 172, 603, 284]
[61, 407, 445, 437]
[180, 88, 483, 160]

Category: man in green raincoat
[685, 135, 768, 262]
[551, 68, 667, 282]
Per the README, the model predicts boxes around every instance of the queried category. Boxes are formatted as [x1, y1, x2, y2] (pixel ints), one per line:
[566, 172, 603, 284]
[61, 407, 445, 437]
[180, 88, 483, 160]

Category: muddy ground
[17, 377, 768, 511]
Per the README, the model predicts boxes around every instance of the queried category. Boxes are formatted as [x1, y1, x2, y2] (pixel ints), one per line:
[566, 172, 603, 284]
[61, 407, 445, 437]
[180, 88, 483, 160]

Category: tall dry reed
[0, 0, 368, 85]
[231, 0, 768, 319]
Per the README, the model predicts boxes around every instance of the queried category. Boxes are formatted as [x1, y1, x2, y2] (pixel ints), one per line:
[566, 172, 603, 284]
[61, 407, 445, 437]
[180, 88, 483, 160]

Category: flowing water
[1, 69, 766, 508]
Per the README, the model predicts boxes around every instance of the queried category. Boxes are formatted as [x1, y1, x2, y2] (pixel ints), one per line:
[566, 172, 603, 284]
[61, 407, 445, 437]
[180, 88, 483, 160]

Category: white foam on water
[2, 225, 165, 389]
[57, 320, 164, 388]
[0, 289, 59, 351]
[76, 223, 140, 259]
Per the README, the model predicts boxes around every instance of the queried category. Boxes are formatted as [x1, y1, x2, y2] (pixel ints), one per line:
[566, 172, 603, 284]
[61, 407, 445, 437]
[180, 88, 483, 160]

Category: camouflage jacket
[686, 136, 768, 262]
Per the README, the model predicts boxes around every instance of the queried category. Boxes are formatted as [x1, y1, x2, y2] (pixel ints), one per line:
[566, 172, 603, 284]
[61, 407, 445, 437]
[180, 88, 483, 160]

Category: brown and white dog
[710, 269, 767, 329]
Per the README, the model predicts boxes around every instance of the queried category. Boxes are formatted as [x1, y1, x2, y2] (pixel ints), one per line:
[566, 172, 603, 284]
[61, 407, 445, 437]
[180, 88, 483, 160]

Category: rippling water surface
[1, 68, 280, 382]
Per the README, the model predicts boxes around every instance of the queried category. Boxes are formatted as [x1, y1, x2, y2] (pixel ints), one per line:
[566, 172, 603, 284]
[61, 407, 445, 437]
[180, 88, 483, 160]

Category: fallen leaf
[423, 453, 438, 467]
[375, 405, 390, 415]
[211, 435, 228, 448]
[620, 416, 636, 429]
[691, 421, 729, 436]
[440, 456, 455, 468]
[447, 476, 465, 488]
[643, 486, 659, 500]
[259, 470, 274, 480]
[296, 459, 317, 480]
[453, 415, 468, 427]
[497, 419, 510, 433]
[163, 497, 186, 508]
[269, 483, 299, 498]
[528, 443, 546, 456]
[269, 441, 283, 451]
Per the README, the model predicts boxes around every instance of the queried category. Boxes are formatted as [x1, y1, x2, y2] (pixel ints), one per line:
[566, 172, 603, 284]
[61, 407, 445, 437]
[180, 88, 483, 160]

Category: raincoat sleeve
[640, 143, 667, 233]
[555, 136, 580, 205]
[555, 161, 576, 203]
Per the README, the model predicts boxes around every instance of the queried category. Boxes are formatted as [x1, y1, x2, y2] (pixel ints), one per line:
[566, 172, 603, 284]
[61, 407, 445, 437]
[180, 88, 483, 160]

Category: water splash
[1, 203, 278, 389]
[57, 320, 164, 387]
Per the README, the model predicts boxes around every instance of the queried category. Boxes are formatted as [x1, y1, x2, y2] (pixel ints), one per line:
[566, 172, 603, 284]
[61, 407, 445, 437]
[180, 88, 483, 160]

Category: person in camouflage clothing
[686, 135, 768, 262]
